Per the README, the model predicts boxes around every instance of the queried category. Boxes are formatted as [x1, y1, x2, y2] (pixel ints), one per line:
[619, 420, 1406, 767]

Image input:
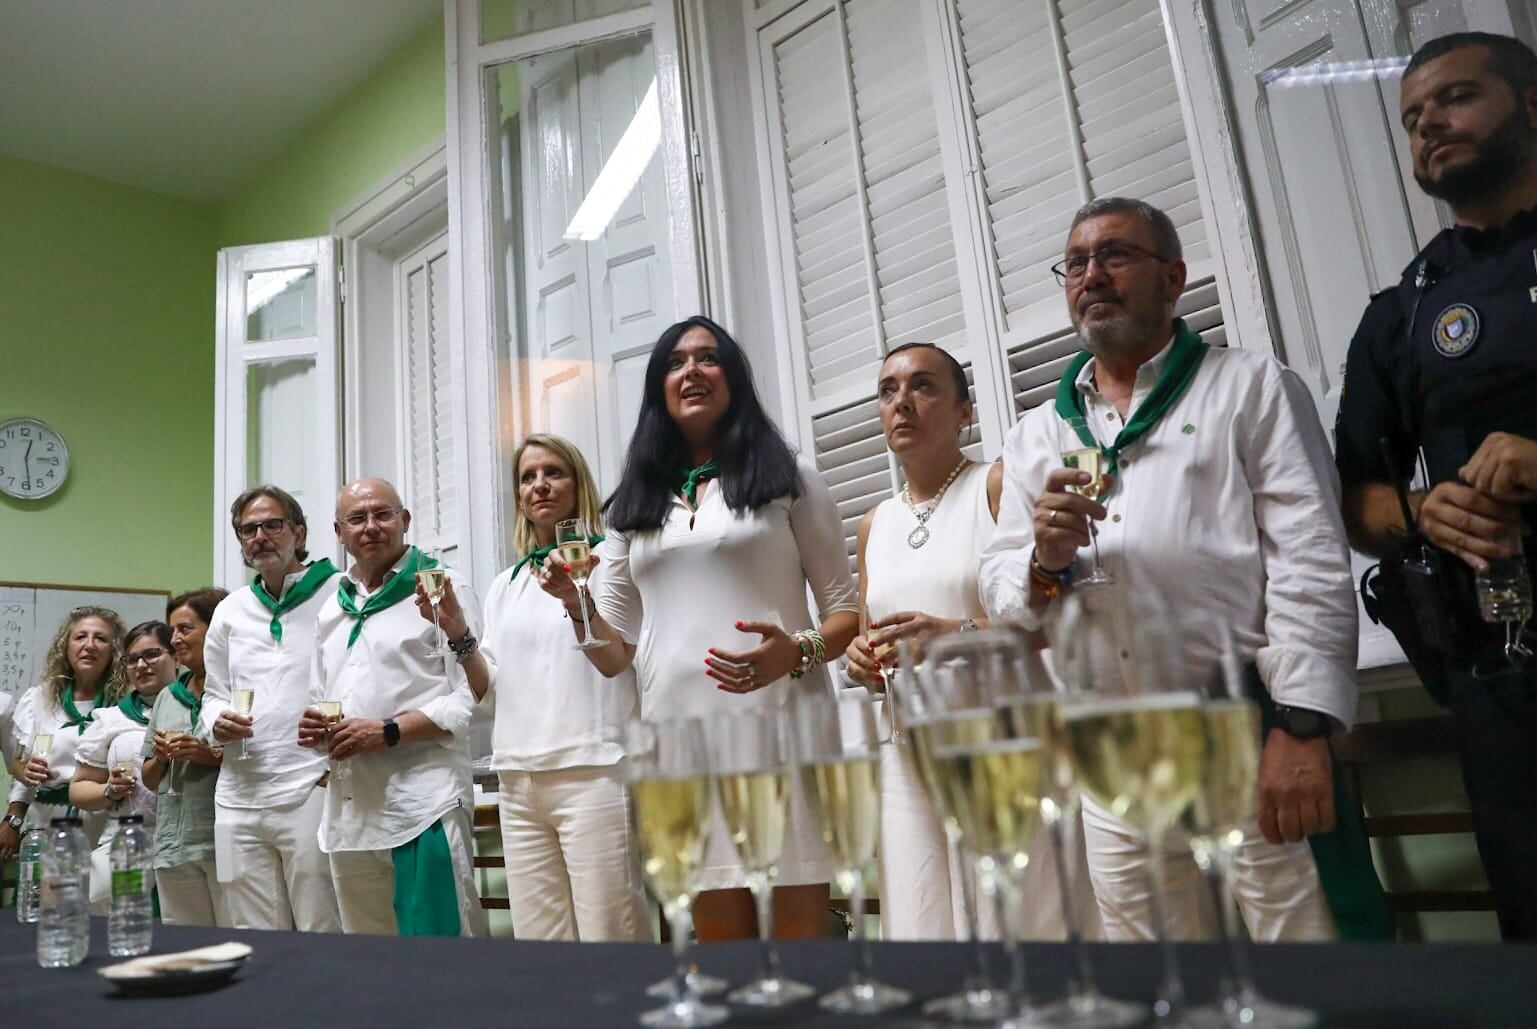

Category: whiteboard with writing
[0, 583, 170, 700]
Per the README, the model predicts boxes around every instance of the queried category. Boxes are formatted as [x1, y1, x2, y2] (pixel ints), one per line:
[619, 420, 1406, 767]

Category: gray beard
[1073, 304, 1169, 357]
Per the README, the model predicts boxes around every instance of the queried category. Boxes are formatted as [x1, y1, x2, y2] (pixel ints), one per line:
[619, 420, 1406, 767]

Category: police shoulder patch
[1432, 303, 1480, 358]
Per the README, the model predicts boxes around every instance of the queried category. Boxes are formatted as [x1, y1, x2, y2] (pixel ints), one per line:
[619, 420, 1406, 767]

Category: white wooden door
[213, 237, 342, 590]
[519, 30, 677, 493]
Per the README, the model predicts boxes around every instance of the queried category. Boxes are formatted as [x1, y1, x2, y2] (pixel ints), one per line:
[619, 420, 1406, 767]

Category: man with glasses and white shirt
[297, 478, 486, 937]
[979, 197, 1385, 942]
[200, 485, 342, 932]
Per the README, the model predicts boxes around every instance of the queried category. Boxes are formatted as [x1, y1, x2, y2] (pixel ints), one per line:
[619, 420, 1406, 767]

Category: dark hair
[882, 342, 971, 402]
[125, 620, 174, 653]
[231, 484, 310, 561]
[166, 587, 228, 626]
[1406, 32, 1537, 99]
[1069, 196, 1184, 261]
[605, 315, 801, 532]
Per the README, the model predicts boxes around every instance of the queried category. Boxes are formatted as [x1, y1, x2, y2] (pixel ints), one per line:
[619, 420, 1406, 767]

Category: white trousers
[496, 765, 647, 942]
[156, 858, 228, 927]
[215, 786, 342, 932]
[1081, 796, 1335, 942]
[328, 805, 486, 937]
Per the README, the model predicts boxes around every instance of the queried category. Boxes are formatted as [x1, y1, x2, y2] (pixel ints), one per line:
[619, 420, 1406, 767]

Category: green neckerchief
[336, 546, 437, 648]
[677, 459, 718, 507]
[167, 670, 202, 726]
[510, 534, 605, 581]
[252, 558, 339, 643]
[1053, 318, 1209, 496]
[118, 690, 151, 727]
[59, 678, 106, 735]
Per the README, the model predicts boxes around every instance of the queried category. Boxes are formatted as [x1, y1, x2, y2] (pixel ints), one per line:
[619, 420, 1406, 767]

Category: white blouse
[480, 539, 639, 772]
[593, 454, 859, 720]
[865, 461, 993, 627]
[75, 703, 157, 843]
[8, 684, 97, 809]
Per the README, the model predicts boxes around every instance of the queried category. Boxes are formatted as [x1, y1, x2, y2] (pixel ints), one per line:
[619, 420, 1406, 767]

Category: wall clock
[0, 418, 70, 500]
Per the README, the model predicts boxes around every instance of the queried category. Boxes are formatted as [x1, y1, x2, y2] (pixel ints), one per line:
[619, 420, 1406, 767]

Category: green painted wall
[0, 154, 217, 594]
[216, 22, 445, 247]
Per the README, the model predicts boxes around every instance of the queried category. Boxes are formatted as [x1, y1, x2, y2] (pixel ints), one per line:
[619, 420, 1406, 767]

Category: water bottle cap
[48, 816, 83, 827]
[116, 814, 145, 825]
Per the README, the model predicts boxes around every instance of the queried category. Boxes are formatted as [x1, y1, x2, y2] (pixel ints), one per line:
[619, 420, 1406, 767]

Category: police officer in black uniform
[1336, 31, 1537, 941]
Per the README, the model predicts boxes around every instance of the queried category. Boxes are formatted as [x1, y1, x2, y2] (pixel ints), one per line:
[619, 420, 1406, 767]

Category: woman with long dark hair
[542, 315, 858, 942]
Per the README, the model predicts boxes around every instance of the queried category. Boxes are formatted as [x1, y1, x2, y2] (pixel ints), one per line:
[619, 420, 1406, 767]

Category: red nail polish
[735, 620, 744, 629]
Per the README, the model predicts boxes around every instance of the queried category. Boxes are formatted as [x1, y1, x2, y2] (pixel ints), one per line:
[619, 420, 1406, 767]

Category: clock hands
[23, 440, 32, 484]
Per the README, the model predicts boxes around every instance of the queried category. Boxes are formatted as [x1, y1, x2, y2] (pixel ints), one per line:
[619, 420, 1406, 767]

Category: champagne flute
[232, 680, 256, 761]
[27, 733, 55, 801]
[1060, 415, 1114, 587]
[793, 693, 910, 1014]
[556, 518, 605, 651]
[892, 651, 1011, 1024]
[1182, 628, 1317, 1029]
[917, 629, 1053, 1027]
[316, 699, 350, 801]
[628, 718, 727, 1029]
[1054, 592, 1211, 1026]
[418, 547, 452, 658]
[162, 730, 187, 798]
[112, 760, 136, 805]
[710, 709, 813, 1007]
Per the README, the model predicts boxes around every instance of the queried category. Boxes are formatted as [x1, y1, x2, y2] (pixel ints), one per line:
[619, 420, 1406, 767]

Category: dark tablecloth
[3, 919, 1534, 1028]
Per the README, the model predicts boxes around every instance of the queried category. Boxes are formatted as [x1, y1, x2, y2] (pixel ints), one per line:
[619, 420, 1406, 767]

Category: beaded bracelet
[788, 628, 827, 680]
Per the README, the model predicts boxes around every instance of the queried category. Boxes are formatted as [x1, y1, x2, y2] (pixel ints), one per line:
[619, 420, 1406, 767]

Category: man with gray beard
[979, 198, 1383, 945]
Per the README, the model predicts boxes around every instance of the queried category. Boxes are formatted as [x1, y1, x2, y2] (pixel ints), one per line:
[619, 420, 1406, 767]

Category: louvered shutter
[403, 246, 458, 551]
[762, 0, 987, 563]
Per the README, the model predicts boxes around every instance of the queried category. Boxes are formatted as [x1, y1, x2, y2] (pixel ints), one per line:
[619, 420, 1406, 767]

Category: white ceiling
[0, 0, 443, 205]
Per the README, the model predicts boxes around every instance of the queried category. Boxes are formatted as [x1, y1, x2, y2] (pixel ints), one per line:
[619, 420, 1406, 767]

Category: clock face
[0, 418, 69, 500]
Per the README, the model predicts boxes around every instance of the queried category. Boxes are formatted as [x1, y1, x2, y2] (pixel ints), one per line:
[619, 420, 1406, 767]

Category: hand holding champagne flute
[231, 682, 256, 761]
[417, 548, 451, 658]
[316, 700, 349, 801]
[556, 518, 605, 651]
[1061, 416, 1113, 586]
[23, 733, 54, 792]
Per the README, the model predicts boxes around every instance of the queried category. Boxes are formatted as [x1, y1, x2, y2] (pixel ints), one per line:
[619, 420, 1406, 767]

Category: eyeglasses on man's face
[1051, 242, 1170, 285]
[235, 517, 292, 541]
[340, 507, 403, 529]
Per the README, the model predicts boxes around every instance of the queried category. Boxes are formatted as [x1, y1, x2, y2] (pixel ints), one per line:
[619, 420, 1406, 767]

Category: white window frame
[446, 0, 706, 589]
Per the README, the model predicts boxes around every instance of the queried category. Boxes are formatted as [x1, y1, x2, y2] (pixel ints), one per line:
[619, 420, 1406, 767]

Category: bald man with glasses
[199, 485, 342, 933]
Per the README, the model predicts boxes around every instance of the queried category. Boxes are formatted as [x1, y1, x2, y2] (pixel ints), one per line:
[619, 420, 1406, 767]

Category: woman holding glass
[4, 607, 127, 857]
[141, 588, 229, 926]
[70, 620, 176, 911]
[543, 315, 857, 945]
[436, 433, 646, 941]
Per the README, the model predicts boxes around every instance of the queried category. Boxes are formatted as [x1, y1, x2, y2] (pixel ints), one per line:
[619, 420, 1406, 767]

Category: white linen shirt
[480, 539, 639, 771]
[311, 551, 482, 853]
[978, 341, 1359, 729]
[75, 704, 157, 842]
[592, 454, 858, 720]
[8, 685, 96, 807]
[200, 568, 334, 809]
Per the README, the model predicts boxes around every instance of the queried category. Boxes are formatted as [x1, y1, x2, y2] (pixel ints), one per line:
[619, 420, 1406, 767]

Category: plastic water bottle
[37, 816, 90, 968]
[108, 814, 153, 957]
[16, 826, 44, 924]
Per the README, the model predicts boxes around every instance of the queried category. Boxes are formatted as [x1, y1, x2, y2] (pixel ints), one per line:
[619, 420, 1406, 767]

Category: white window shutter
[403, 248, 458, 551]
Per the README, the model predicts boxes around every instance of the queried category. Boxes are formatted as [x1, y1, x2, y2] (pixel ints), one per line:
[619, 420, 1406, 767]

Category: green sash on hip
[1246, 672, 1395, 941]
[391, 819, 462, 937]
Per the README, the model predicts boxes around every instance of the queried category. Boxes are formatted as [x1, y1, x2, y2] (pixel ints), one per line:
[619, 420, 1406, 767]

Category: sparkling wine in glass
[232, 685, 256, 761]
[162, 730, 187, 798]
[1182, 632, 1317, 1029]
[710, 709, 813, 1007]
[25, 733, 54, 805]
[794, 694, 910, 1014]
[418, 550, 452, 658]
[1060, 416, 1114, 587]
[112, 760, 136, 802]
[556, 518, 605, 651]
[316, 700, 350, 801]
[628, 718, 727, 1029]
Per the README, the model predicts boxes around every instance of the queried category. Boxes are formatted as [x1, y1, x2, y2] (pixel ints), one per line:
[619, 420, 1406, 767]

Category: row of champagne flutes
[895, 598, 1318, 1028]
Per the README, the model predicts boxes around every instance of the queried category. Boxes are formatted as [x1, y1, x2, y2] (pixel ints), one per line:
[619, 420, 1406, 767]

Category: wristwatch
[382, 718, 401, 748]
[1273, 705, 1333, 740]
[3, 813, 24, 831]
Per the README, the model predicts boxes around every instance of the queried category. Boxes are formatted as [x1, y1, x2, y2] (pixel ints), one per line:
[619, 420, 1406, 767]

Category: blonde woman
[4, 607, 129, 858]
[433, 434, 645, 940]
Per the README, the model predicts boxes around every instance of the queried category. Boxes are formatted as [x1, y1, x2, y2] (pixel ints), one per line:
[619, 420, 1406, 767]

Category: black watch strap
[1274, 704, 1333, 740]
[383, 717, 401, 748]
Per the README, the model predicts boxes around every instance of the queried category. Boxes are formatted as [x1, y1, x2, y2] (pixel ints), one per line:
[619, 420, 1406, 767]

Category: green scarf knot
[118, 690, 151, 727]
[252, 558, 339, 643]
[677, 459, 718, 507]
[167, 670, 202, 727]
[336, 546, 438, 648]
[1053, 318, 1209, 497]
[510, 534, 605, 581]
[59, 678, 106, 735]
